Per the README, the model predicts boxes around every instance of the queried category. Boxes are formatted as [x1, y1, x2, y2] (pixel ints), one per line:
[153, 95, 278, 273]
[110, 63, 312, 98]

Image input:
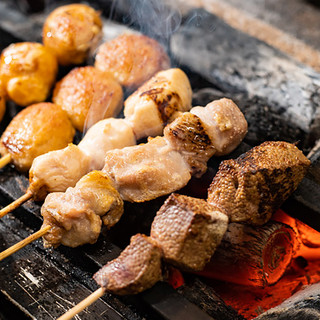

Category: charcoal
[178, 278, 245, 320]
[307, 139, 320, 184]
[283, 177, 320, 232]
[171, 9, 320, 150]
[255, 283, 320, 319]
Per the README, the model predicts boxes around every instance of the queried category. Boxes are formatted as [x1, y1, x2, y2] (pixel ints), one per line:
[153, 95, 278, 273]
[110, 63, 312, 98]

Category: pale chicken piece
[52, 66, 123, 132]
[28, 144, 91, 201]
[191, 98, 248, 156]
[28, 118, 136, 201]
[151, 193, 228, 271]
[207, 141, 311, 225]
[102, 136, 191, 202]
[0, 103, 74, 172]
[41, 171, 123, 248]
[78, 118, 136, 171]
[95, 33, 170, 88]
[43, 4, 102, 66]
[94, 234, 162, 295]
[0, 42, 58, 106]
[124, 68, 192, 139]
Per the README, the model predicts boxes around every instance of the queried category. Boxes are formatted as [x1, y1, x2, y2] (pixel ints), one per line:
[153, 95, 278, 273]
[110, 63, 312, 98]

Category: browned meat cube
[151, 193, 228, 271]
[94, 234, 162, 295]
[207, 141, 311, 225]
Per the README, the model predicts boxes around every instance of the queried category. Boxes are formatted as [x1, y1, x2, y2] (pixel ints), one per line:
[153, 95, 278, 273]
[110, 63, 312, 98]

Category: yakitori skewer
[0, 98, 247, 261]
[57, 141, 309, 319]
[95, 33, 170, 89]
[0, 68, 191, 218]
[42, 4, 103, 66]
[0, 102, 75, 173]
[52, 66, 123, 132]
[0, 42, 58, 106]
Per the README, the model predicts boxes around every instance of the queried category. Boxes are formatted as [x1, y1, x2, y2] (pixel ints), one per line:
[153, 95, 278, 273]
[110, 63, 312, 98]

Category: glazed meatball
[43, 4, 103, 66]
[0, 42, 58, 106]
[52, 66, 123, 132]
[0, 103, 75, 172]
[95, 34, 170, 88]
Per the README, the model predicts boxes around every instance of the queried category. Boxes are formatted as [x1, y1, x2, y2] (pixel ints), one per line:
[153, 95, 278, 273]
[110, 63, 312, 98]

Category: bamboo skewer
[57, 287, 106, 320]
[0, 190, 33, 219]
[0, 153, 11, 169]
[0, 225, 51, 261]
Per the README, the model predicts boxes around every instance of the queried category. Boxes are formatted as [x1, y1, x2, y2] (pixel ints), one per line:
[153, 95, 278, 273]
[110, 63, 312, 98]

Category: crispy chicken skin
[207, 141, 311, 225]
[53, 66, 123, 132]
[0, 81, 6, 123]
[94, 234, 162, 295]
[151, 193, 228, 271]
[41, 171, 123, 248]
[0, 42, 58, 106]
[124, 68, 192, 139]
[0, 103, 74, 172]
[95, 34, 170, 88]
[43, 4, 102, 66]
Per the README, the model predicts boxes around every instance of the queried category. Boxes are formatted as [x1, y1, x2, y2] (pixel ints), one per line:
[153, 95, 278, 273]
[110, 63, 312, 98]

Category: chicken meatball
[0, 42, 58, 106]
[0, 103, 75, 172]
[43, 4, 103, 66]
[52, 66, 123, 132]
[95, 34, 170, 88]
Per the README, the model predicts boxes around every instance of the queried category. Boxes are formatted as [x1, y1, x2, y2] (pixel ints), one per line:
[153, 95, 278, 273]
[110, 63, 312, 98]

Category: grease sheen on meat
[0, 103, 74, 172]
[0, 42, 58, 106]
[43, 4, 102, 65]
[95, 33, 170, 88]
[53, 66, 123, 131]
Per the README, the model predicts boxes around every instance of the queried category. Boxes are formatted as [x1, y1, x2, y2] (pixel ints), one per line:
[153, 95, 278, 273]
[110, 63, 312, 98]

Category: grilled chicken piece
[0, 81, 6, 123]
[41, 98, 246, 247]
[103, 136, 191, 202]
[207, 141, 311, 225]
[191, 98, 248, 156]
[28, 69, 190, 201]
[41, 171, 123, 248]
[0, 103, 74, 172]
[53, 66, 123, 132]
[43, 4, 102, 66]
[124, 68, 192, 139]
[151, 193, 228, 271]
[104, 99, 247, 202]
[0, 42, 58, 106]
[95, 34, 170, 88]
[94, 234, 162, 295]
